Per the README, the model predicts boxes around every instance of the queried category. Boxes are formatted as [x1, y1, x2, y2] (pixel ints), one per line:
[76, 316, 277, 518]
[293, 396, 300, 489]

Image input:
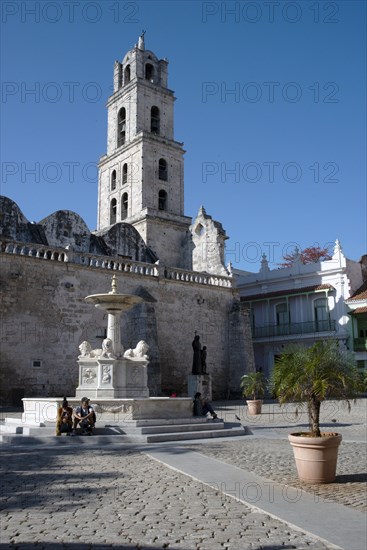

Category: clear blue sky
[1, 0, 366, 270]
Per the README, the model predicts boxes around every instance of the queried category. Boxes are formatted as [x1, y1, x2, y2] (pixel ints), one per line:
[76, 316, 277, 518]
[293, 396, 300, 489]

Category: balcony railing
[252, 320, 336, 339]
[353, 338, 367, 352]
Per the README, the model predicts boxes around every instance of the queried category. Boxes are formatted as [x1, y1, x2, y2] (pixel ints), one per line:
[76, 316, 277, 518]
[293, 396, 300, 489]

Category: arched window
[158, 190, 167, 211]
[195, 223, 205, 236]
[122, 163, 128, 184]
[124, 64, 131, 84]
[111, 170, 116, 190]
[121, 193, 128, 220]
[151, 106, 160, 135]
[145, 63, 154, 81]
[110, 198, 117, 225]
[158, 158, 167, 181]
[314, 298, 329, 331]
[117, 108, 126, 147]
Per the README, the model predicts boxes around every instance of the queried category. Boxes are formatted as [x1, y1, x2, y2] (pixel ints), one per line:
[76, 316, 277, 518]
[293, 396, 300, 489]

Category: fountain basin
[85, 293, 143, 312]
[22, 397, 193, 423]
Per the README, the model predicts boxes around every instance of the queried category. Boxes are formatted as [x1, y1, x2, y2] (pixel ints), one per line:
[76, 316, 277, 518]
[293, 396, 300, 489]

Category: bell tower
[97, 34, 192, 267]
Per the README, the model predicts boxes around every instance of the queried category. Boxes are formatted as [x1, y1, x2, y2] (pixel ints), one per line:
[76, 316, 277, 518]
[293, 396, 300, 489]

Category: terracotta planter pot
[246, 399, 263, 415]
[288, 432, 342, 483]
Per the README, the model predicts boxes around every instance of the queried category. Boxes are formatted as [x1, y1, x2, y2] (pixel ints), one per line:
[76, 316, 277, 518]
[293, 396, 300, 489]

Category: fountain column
[107, 311, 123, 357]
[106, 275, 123, 357]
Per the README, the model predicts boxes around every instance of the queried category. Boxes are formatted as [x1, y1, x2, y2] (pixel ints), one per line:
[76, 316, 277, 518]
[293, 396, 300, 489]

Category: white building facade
[235, 241, 366, 379]
[346, 281, 367, 369]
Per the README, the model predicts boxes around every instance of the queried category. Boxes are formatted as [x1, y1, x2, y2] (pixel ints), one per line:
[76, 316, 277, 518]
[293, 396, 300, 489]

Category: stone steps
[0, 417, 247, 445]
[145, 425, 246, 443]
[113, 420, 225, 435]
[134, 417, 209, 427]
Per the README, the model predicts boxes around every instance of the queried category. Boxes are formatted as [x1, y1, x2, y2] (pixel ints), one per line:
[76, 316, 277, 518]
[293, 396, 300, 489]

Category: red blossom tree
[279, 246, 332, 268]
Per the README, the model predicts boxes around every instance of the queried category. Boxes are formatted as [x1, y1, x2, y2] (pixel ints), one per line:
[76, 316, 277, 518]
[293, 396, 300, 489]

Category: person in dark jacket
[193, 392, 218, 419]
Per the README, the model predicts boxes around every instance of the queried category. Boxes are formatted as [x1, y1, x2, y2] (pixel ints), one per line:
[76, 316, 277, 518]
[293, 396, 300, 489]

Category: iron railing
[252, 320, 336, 339]
[353, 338, 367, 351]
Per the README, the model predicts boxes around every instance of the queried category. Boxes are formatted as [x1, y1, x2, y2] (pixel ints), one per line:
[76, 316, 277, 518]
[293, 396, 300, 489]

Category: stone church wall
[0, 252, 250, 405]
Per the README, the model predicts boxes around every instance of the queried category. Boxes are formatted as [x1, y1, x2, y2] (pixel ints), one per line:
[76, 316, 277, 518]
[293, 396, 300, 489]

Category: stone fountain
[21, 276, 192, 424]
[76, 275, 149, 399]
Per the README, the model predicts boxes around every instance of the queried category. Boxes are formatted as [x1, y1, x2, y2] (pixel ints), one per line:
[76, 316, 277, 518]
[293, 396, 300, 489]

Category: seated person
[193, 392, 218, 420]
[73, 397, 96, 435]
[56, 397, 73, 436]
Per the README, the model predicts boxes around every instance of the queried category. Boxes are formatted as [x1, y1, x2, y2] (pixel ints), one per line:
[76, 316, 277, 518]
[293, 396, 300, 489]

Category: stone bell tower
[97, 33, 192, 267]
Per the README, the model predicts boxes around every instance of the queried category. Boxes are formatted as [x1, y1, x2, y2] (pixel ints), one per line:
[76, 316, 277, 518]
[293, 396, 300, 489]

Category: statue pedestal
[187, 374, 212, 401]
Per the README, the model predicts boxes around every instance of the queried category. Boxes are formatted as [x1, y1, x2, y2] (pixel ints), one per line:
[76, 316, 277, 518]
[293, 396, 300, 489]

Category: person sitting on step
[73, 397, 96, 435]
[193, 392, 218, 420]
[56, 397, 73, 436]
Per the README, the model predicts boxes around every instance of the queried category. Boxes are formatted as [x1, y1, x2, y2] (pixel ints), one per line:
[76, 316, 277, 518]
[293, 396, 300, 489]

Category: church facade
[0, 37, 253, 405]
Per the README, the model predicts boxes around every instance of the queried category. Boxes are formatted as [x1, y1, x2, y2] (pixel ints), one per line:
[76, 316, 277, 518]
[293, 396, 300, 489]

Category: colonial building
[0, 36, 252, 405]
[234, 242, 366, 379]
[346, 281, 367, 369]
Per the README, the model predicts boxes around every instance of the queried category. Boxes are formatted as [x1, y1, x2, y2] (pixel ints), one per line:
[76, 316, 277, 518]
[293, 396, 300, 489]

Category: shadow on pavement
[0, 545, 299, 550]
[248, 422, 357, 430]
[336, 472, 367, 483]
[0, 446, 142, 512]
[0, 545, 187, 549]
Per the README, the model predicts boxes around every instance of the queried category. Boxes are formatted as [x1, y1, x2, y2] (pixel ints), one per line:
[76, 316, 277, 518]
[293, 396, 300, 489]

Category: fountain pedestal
[75, 356, 149, 399]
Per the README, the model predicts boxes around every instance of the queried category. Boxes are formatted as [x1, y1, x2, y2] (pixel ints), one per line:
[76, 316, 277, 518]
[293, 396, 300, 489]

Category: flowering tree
[279, 246, 332, 268]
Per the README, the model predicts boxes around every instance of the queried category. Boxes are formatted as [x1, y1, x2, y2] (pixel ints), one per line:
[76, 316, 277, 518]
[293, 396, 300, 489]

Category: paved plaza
[1, 400, 366, 549]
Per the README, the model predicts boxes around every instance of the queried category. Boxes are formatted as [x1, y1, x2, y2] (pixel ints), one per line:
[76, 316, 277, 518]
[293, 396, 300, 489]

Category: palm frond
[272, 339, 363, 436]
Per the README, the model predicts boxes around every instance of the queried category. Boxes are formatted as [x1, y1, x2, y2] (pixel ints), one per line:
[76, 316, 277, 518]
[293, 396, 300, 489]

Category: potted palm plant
[272, 340, 363, 483]
[240, 371, 266, 415]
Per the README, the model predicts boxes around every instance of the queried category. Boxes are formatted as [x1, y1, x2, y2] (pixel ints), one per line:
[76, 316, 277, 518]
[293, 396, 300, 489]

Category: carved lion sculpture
[101, 337, 116, 358]
[78, 338, 116, 359]
[78, 341, 92, 357]
[123, 340, 149, 361]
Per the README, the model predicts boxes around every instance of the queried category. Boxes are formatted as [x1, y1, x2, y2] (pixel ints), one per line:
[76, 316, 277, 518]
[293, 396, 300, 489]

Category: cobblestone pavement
[1, 446, 335, 550]
[187, 439, 367, 513]
[187, 400, 367, 513]
[1, 400, 366, 549]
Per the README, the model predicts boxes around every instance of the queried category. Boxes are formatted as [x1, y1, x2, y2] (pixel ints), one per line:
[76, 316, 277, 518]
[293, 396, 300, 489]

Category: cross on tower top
[138, 30, 146, 50]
